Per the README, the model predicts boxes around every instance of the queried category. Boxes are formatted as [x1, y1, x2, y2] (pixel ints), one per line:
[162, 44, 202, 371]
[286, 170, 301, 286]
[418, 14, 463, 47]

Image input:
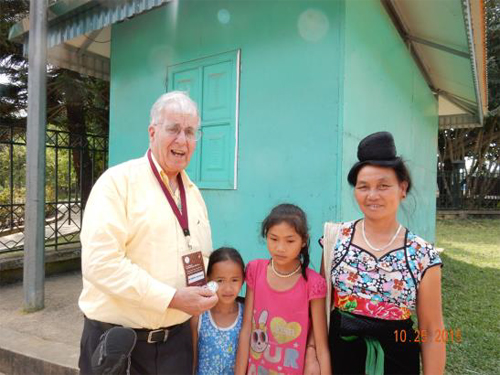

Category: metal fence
[0, 125, 108, 254]
[437, 169, 500, 210]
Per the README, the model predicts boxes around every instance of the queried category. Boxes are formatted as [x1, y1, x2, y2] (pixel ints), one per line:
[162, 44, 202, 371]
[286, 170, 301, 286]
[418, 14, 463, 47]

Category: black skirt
[329, 309, 420, 375]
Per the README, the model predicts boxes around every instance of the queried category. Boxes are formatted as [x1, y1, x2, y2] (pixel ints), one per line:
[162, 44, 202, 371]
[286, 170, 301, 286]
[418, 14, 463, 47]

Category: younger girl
[191, 247, 245, 375]
[235, 204, 331, 375]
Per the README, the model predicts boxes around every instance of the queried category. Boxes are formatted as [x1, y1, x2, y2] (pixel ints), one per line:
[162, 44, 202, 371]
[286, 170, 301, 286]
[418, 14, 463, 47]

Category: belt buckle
[147, 329, 168, 343]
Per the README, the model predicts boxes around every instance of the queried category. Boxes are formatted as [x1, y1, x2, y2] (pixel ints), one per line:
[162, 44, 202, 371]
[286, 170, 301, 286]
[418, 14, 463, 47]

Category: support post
[23, 0, 48, 312]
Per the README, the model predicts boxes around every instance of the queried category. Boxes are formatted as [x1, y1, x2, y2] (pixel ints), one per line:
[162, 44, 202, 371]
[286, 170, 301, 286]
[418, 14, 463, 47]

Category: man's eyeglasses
[161, 124, 202, 141]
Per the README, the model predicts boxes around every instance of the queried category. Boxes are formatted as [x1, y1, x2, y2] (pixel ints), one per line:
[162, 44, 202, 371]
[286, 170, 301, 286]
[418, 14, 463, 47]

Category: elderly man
[78, 91, 218, 375]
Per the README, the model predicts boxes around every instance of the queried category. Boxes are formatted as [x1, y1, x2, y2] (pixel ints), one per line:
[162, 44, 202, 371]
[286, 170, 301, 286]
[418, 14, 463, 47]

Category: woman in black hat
[305, 132, 445, 375]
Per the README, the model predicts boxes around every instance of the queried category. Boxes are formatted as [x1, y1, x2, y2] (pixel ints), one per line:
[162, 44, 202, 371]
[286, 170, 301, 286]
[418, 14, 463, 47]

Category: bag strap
[323, 222, 341, 329]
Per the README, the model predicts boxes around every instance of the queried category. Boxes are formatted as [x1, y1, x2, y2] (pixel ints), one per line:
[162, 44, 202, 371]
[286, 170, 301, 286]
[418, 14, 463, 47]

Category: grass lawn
[436, 218, 500, 375]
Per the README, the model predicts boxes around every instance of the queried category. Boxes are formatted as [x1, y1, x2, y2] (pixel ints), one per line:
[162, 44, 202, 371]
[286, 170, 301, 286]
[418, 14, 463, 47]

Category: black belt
[331, 309, 415, 341]
[85, 316, 184, 344]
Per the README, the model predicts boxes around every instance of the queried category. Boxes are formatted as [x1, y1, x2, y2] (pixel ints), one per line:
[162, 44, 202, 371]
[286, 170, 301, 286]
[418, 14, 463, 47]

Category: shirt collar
[146, 149, 194, 188]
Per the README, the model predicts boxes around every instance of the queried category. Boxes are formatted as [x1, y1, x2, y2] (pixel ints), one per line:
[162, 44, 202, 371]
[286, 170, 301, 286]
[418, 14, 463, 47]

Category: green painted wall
[108, 0, 439, 265]
[109, 0, 344, 268]
[338, 0, 438, 241]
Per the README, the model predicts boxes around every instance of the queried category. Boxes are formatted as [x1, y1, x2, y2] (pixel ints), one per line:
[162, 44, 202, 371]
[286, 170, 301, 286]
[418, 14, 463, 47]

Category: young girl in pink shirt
[235, 204, 331, 375]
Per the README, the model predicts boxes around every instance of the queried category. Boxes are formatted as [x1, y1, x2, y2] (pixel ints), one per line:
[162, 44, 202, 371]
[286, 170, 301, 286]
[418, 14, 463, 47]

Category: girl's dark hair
[347, 158, 413, 194]
[207, 247, 245, 278]
[261, 203, 310, 280]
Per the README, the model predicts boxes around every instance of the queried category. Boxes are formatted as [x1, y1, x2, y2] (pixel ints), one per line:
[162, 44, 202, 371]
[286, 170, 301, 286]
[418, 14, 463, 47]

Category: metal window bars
[0, 125, 108, 254]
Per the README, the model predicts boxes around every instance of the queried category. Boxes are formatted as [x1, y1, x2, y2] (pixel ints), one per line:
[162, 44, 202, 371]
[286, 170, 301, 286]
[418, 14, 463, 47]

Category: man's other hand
[169, 286, 219, 316]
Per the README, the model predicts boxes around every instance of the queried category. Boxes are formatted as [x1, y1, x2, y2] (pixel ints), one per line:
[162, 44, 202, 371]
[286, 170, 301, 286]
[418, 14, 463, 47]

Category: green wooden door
[168, 50, 239, 189]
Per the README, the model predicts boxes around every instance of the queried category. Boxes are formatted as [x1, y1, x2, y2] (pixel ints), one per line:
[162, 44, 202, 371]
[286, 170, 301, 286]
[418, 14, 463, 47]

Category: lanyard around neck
[147, 149, 190, 237]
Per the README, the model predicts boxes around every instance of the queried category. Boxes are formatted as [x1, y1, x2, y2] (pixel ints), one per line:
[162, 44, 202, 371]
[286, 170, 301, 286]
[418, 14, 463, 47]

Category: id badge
[182, 251, 207, 286]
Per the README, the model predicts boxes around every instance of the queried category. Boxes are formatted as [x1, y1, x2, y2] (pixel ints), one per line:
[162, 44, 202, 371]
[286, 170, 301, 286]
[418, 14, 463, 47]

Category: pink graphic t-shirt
[245, 259, 327, 375]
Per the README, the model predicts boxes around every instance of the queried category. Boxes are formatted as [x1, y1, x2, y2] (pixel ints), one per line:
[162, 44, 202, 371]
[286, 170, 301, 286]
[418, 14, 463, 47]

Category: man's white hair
[150, 91, 200, 126]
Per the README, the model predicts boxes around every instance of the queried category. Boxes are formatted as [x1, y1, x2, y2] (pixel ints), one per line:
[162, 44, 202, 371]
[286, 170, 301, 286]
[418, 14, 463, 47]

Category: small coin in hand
[206, 281, 219, 293]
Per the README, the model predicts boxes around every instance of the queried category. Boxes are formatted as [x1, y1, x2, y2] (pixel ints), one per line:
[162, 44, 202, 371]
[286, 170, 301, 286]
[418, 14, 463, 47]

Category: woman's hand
[417, 266, 446, 375]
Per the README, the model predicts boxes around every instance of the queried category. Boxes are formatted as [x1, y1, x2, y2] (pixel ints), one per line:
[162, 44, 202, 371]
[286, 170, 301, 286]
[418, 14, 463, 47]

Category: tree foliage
[486, 0, 500, 114]
[0, 0, 109, 209]
[0, 0, 29, 129]
[437, 0, 500, 208]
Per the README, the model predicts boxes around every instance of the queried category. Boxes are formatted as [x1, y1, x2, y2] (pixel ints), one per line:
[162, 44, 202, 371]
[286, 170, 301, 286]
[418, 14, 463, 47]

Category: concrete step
[0, 271, 82, 375]
[0, 327, 78, 375]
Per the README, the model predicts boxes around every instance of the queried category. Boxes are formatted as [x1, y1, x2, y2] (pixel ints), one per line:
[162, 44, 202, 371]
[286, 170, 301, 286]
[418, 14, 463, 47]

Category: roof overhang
[381, 0, 488, 129]
[8, 0, 171, 81]
[9, 0, 488, 129]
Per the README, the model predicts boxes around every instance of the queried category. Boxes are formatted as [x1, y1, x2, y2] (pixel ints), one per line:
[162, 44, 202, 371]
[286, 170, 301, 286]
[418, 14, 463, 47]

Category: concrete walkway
[0, 271, 82, 375]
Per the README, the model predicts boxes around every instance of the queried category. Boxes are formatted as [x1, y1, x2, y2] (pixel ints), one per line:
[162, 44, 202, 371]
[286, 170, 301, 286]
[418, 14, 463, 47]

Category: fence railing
[0, 125, 108, 254]
[437, 170, 500, 210]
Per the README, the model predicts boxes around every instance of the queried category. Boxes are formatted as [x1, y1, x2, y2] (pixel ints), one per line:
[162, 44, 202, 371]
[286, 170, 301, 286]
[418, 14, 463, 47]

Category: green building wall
[109, 0, 344, 267]
[338, 0, 438, 241]
[108, 0, 438, 269]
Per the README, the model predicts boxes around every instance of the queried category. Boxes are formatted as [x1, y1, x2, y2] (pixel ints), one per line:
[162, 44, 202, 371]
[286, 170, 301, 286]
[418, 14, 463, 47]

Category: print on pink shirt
[250, 310, 269, 358]
[248, 308, 303, 374]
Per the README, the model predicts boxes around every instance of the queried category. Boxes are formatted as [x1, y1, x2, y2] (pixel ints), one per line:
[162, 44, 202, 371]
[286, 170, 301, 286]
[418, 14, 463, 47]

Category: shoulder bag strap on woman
[323, 221, 341, 329]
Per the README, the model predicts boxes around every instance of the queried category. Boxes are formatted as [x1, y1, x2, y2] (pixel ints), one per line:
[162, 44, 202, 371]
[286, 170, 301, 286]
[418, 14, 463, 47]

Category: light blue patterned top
[197, 302, 243, 375]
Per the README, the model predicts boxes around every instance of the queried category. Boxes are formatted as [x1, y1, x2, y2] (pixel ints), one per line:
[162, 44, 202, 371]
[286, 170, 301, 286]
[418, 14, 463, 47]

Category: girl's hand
[303, 346, 320, 375]
[190, 316, 199, 375]
[310, 297, 332, 374]
[235, 287, 255, 375]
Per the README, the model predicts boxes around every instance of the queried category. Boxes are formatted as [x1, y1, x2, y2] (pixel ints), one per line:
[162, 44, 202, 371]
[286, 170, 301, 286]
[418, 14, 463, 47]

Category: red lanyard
[147, 149, 190, 237]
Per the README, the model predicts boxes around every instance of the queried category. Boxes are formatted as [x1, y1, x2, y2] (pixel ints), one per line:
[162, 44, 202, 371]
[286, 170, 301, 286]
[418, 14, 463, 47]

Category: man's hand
[169, 286, 218, 316]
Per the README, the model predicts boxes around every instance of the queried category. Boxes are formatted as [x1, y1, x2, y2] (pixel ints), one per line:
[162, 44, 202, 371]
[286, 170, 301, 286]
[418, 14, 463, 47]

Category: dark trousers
[79, 317, 193, 375]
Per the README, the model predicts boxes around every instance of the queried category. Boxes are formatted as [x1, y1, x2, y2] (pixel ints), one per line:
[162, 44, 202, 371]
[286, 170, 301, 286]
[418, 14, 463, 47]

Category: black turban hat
[347, 131, 402, 186]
